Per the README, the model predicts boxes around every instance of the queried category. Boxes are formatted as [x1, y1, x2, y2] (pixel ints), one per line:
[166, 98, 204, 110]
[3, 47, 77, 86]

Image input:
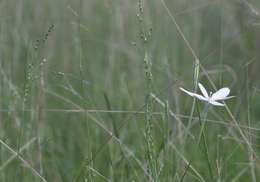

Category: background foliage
[1, 0, 260, 181]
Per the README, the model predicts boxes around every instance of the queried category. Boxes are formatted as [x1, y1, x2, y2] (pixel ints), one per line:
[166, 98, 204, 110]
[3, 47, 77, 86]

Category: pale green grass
[0, 0, 260, 181]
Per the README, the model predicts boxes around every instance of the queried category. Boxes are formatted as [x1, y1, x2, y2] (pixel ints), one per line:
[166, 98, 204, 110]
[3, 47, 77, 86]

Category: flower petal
[211, 88, 230, 100]
[180, 87, 207, 101]
[209, 100, 225, 106]
[198, 83, 209, 98]
[220, 96, 235, 100]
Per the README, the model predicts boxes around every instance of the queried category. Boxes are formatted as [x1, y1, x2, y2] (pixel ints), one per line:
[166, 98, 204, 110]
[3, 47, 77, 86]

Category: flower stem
[196, 103, 214, 181]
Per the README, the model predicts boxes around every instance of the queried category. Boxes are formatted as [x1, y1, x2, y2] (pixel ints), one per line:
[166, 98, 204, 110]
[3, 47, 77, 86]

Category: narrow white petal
[211, 88, 230, 100]
[193, 94, 208, 101]
[180, 88, 195, 97]
[180, 87, 207, 101]
[220, 96, 235, 100]
[198, 83, 209, 98]
[209, 100, 225, 106]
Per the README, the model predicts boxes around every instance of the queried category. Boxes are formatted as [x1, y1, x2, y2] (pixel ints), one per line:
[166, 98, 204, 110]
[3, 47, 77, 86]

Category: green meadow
[1, 0, 260, 181]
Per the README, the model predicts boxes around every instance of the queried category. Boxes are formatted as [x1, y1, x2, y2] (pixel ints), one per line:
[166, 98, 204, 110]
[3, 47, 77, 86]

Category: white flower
[180, 83, 234, 106]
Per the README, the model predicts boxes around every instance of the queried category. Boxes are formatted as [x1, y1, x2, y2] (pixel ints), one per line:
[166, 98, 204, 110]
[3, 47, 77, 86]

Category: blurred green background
[1, 0, 260, 181]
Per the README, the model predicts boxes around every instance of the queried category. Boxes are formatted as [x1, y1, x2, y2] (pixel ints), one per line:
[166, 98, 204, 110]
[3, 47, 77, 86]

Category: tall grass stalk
[72, 3, 95, 180]
[36, 58, 47, 175]
[196, 103, 214, 181]
[185, 59, 200, 141]
[137, 0, 159, 180]
[246, 66, 256, 182]
[144, 51, 158, 181]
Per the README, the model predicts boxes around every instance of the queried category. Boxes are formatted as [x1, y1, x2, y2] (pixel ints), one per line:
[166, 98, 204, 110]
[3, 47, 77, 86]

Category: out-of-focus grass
[1, 0, 260, 181]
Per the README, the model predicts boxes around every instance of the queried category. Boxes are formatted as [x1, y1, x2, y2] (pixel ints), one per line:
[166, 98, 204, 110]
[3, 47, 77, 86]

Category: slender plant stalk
[144, 51, 158, 181]
[137, 0, 158, 181]
[73, 2, 95, 180]
[196, 103, 214, 181]
[246, 66, 256, 182]
[185, 59, 200, 140]
[36, 58, 46, 175]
